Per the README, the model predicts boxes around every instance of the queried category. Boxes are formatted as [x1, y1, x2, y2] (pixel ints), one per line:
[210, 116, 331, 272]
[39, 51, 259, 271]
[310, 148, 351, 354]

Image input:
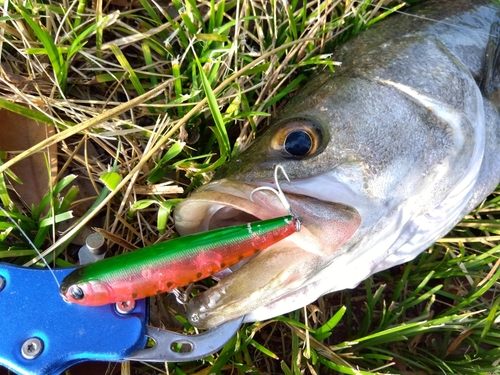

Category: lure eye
[273, 119, 323, 158]
[70, 285, 85, 300]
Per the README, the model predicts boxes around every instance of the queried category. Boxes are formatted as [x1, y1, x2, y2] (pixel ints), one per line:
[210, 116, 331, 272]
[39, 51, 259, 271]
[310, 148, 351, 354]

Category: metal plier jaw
[0, 263, 243, 375]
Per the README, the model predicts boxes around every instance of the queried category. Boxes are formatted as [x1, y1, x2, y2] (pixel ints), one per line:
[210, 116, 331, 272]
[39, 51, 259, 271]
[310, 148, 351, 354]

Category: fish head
[175, 48, 484, 328]
[174, 74, 380, 328]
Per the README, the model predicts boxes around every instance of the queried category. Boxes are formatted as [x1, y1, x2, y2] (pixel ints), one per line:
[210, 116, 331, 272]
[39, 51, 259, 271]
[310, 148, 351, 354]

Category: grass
[0, 0, 499, 374]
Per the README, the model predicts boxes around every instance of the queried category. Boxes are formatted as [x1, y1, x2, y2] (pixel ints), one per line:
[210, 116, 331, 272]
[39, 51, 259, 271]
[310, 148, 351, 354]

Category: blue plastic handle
[0, 263, 148, 375]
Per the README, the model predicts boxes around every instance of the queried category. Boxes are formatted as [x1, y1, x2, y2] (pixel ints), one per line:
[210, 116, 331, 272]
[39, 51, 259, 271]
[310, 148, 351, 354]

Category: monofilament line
[358, 0, 497, 39]
[0, 205, 60, 288]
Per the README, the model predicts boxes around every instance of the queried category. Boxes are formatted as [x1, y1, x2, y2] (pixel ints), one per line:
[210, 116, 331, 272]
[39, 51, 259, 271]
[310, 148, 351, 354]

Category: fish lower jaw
[186, 246, 316, 329]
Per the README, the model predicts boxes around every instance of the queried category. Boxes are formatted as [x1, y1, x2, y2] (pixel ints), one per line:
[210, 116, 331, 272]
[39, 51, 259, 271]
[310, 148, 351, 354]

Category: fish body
[174, 0, 500, 328]
[59, 215, 299, 305]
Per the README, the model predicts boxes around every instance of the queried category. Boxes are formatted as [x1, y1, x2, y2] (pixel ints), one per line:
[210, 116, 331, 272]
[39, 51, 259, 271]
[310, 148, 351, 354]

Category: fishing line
[354, 0, 498, 39]
[0, 205, 61, 288]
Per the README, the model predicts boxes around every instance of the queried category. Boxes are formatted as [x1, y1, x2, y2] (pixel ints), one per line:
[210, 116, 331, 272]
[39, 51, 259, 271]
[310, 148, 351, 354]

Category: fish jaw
[187, 244, 321, 329]
[174, 179, 361, 329]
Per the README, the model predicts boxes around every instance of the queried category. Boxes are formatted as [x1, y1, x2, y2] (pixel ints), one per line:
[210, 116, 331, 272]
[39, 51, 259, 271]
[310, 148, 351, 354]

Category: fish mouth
[175, 179, 292, 232]
[174, 178, 361, 329]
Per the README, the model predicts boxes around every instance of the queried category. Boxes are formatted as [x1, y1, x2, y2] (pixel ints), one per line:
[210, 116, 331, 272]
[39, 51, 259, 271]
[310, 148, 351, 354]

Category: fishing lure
[60, 215, 299, 306]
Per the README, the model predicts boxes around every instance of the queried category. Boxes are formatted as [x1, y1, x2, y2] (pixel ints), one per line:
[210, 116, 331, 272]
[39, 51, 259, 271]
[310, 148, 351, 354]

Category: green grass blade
[39, 212, 74, 228]
[263, 74, 307, 109]
[365, 3, 407, 28]
[0, 99, 73, 128]
[109, 45, 145, 96]
[194, 56, 231, 159]
[15, 4, 66, 91]
[481, 295, 500, 338]
[314, 306, 346, 340]
[251, 339, 279, 359]
[0, 167, 14, 207]
[0, 250, 37, 258]
[100, 171, 122, 191]
[141, 43, 158, 94]
[34, 174, 78, 219]
[157, 199, 182, 235]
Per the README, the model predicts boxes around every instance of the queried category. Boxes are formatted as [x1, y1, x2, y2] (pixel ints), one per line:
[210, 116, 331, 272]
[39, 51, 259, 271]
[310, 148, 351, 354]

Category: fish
[59, 215, 299, 306]
[174, 0, 500, 329]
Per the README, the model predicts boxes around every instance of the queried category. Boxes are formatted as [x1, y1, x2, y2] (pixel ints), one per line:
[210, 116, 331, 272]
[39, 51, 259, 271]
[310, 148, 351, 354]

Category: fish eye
[274, 119, 323, 158]
[284, 130, 312, 156]
[70, 285, 85, 300]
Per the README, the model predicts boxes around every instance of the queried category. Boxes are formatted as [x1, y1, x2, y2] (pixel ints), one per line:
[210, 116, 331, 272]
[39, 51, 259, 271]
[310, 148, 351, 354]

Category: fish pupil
[70, 286, 85, 300]
[284, 130, 312, 156]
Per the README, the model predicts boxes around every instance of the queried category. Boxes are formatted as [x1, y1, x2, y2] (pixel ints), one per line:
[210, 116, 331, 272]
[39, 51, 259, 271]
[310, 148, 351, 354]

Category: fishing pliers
[0, 235, 243, 375]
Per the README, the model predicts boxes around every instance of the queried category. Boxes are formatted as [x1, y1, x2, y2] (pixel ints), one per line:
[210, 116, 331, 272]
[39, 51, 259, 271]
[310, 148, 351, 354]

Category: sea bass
[174, 0, 500, 329]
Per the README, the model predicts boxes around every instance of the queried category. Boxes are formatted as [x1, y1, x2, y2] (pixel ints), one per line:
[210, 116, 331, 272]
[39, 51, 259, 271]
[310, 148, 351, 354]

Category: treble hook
[250, 164, 301, 231]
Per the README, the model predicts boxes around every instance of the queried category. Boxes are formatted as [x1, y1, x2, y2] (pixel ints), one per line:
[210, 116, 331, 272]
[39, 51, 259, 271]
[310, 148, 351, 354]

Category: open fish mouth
[174, 178, 361, 329]
[175, 179, 290, 233]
